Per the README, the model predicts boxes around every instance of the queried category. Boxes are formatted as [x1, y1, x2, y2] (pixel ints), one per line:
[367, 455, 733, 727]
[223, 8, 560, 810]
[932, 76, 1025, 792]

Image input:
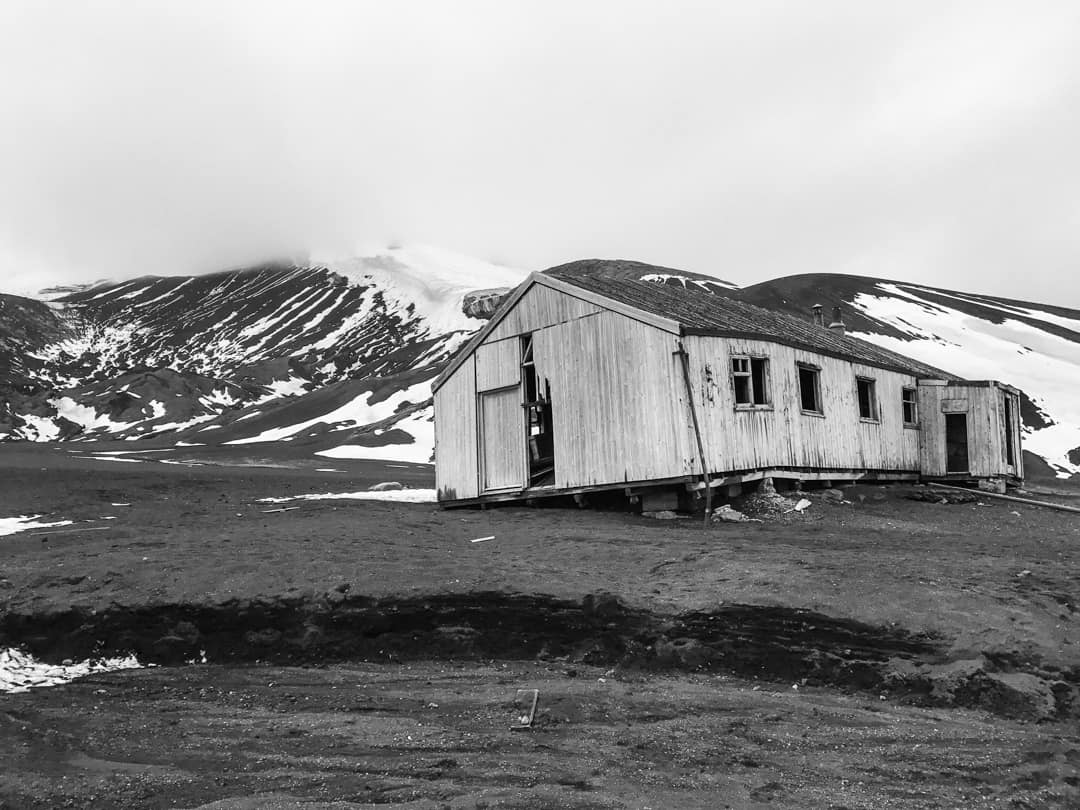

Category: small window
[732, 355, 768, 406]
[856, 377, 878, 421]
[902, 387, 918, 426]
[798, 364, 822, 414]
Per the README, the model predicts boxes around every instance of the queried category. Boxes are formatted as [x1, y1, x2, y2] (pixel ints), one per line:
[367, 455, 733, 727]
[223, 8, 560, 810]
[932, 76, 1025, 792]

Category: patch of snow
[1, 648, 142, 694]
[175, 441, 204, 447]
[314, 409, 434, 464]
[264, 377, 309, 398]
[16, 414, 60, 441]
[257, 489, 437, 504]
[226, 381, 432, 446]
[49, 397, 136, 436]
[83, 456, 144, 463]
[0, 515, 75, 536]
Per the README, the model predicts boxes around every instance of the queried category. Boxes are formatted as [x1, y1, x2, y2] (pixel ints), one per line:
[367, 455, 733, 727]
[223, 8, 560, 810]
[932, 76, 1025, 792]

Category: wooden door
[945, 413, 969, 473]
[479, 387, 524, 492]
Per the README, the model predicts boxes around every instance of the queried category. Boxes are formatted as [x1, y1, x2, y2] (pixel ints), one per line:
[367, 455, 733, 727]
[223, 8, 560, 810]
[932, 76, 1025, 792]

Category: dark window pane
[734, 375, 750, 404]
[751, 359, 767, 405]
[799, 367, 819, 412]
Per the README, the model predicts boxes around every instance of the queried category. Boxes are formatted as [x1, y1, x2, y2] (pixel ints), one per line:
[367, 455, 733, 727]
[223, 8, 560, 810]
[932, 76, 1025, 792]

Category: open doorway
[521, 334, 555, 487]
[945, 413, 969, 473]
[1002, 395, 1016, 468]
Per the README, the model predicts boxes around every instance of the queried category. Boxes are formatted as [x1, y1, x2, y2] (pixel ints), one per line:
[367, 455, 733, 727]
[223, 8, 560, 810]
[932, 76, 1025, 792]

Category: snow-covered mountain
[0, 246, 525, 462]
[1, 253, 1077, 478]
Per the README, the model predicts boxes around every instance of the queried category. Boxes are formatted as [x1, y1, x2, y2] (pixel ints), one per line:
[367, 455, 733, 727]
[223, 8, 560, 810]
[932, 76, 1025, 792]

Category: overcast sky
[1, 1, 1078, 304]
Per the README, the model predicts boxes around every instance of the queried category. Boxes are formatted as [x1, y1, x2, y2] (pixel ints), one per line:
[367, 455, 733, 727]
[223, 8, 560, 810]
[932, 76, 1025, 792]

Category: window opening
[798, 364, 822, 414]
[732, 356, 768, 406]
[856, 377, 878, 421]
[521, 334, 555, 487]
[902, 387, 918, 426]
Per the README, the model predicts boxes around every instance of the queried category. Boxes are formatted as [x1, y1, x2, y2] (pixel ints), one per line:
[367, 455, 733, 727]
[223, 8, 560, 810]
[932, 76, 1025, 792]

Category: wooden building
[431, 264, 1023, 507]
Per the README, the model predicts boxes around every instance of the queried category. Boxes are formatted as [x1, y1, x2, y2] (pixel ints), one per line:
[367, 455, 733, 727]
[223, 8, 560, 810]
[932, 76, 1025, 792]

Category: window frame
[902, 386, 919, 428]
[856, 376, 879, 423]
[797, 362, 824, 416]
[731, 354, 771, 409]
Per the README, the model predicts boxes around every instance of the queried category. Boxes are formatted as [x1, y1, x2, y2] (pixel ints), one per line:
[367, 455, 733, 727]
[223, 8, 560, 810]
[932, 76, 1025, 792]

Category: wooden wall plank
[434, 356, 479, 501]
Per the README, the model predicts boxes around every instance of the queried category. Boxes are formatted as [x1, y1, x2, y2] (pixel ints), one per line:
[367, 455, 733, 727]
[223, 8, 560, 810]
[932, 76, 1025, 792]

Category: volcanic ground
[1, 443, 1078, 809]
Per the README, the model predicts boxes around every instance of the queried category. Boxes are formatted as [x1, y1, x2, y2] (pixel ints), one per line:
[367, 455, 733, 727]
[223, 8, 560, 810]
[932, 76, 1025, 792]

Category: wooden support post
[676, 342, 712, 526]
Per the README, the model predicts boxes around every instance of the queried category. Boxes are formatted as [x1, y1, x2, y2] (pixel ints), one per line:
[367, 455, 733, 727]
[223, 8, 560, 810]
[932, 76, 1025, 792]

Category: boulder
[369, 481, 404, 491]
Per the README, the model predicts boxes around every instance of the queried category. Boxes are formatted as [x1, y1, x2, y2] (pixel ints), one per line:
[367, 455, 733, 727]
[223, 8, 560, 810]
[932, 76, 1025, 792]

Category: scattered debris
[261, 506, 301, 514]
[1017, 569, 1032, 578]
[470, 536, 495, 543]
[510, 688, 539, 730]
[713, 505, 749, 522]
[786, 498, 812, 514]
[735, 490, 800, 519]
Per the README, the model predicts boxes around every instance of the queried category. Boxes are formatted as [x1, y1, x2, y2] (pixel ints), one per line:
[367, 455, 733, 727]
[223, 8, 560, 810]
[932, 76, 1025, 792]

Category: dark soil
[1, 444, 1079, 808]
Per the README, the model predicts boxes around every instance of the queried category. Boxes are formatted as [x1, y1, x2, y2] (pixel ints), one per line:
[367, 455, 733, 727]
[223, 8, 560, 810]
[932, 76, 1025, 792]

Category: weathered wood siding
[487, 283, 603, 342]
[918, 382, 1022, 478]
[433, 355, 479, 501]
[531, 311, 696, 487]
[683, 336, 921, 472]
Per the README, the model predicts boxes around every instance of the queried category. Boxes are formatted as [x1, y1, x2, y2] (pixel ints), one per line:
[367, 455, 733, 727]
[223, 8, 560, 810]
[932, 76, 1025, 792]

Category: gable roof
[432, 266, 956, 392]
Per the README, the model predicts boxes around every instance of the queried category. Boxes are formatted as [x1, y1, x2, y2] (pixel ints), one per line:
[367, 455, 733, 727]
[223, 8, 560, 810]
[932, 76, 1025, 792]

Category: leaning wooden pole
[676, 342, 712, 525]
[929, 483, 1080, 514]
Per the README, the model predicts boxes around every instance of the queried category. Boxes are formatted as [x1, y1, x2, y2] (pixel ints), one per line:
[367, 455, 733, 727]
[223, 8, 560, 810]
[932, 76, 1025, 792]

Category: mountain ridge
[2, 251, 1077, 477]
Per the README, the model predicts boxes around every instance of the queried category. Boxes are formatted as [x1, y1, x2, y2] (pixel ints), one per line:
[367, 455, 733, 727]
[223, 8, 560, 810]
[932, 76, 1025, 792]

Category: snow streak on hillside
[851, 283, 1080, 477]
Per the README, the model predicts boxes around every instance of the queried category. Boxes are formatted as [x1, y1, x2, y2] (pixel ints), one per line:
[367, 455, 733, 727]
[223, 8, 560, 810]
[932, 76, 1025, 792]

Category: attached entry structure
[431, 263, 1024, 507]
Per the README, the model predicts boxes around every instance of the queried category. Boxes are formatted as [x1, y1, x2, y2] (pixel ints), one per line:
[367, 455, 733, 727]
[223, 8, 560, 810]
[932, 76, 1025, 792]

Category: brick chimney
[828, 306, 845, 336]
[811, 304, 824, 328]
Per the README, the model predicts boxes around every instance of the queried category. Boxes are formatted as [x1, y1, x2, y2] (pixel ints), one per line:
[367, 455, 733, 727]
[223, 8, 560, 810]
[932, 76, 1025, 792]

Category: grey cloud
[1, 1, 1078, 303]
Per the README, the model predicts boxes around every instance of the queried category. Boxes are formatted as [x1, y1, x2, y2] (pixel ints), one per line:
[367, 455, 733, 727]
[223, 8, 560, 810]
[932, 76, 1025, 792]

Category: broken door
[479, 387, 524, 492]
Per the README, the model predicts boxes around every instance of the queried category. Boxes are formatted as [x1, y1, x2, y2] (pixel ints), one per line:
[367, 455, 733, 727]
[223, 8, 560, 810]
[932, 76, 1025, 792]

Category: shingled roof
[547, 266, 957, 380]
